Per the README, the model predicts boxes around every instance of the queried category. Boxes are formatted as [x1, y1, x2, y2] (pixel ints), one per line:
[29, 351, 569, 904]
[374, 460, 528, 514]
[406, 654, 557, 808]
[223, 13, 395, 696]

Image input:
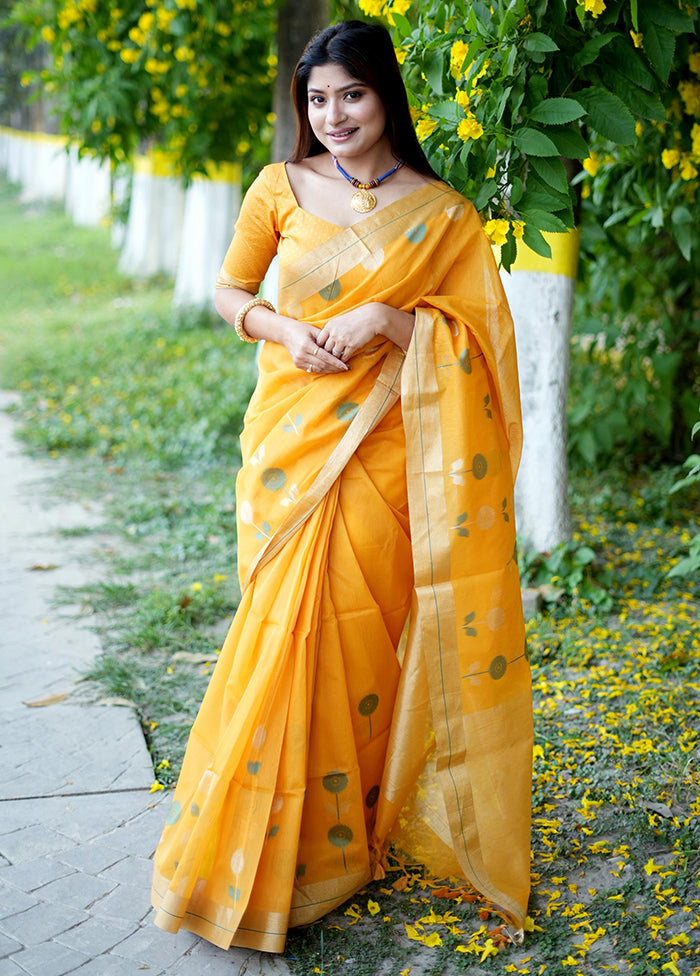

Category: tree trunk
[272, 0, 329, 163]
[500, 231, 580, 553]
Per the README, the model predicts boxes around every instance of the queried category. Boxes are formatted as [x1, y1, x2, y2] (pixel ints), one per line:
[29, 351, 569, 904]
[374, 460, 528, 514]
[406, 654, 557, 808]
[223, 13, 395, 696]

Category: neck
[330, 139, 397, 183]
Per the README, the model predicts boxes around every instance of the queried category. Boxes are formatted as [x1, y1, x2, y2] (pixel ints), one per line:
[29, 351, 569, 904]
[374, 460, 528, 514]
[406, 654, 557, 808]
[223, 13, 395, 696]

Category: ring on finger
[311, 346, 318, 357]
[306, 366, 313, 373]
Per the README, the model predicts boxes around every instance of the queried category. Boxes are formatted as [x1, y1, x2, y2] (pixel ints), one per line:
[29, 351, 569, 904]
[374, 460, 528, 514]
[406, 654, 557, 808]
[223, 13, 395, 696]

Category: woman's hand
[316, 304, 381, 361]
[317, 302, 415, 358]
[279, 317, 349, 374]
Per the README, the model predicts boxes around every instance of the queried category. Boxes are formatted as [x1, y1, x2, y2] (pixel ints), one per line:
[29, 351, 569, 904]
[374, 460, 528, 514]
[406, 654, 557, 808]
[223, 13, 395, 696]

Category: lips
[327, 127, 358, 138]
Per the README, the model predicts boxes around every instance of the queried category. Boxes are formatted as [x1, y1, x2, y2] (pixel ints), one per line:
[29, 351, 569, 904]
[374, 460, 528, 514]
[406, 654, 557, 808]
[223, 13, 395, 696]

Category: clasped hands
[284, 303, 382, 375]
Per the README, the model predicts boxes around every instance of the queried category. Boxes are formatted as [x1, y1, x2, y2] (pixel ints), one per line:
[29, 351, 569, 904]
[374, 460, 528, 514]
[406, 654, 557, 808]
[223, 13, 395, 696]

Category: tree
[361, 0, 698, 548]
[10, 0, 279, 180]
[273, 0, 329, 162]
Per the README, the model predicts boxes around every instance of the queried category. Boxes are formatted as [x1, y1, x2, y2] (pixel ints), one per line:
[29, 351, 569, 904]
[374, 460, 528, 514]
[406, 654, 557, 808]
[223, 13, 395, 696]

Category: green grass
[1, 179, 699, 976]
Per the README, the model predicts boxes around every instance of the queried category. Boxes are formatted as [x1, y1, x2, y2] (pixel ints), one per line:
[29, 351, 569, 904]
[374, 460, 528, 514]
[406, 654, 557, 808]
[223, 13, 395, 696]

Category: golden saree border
[279, 182, 459, 305]
[398, 306, 529, 930]
[243, 345, 405, 588]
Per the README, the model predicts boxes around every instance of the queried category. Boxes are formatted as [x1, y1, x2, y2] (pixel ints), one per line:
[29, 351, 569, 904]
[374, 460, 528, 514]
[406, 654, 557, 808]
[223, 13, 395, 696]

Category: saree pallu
[151, 165, 533, 952]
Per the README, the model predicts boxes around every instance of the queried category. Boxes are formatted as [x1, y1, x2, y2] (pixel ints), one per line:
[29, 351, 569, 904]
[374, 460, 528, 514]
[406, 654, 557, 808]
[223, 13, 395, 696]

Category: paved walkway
[0, 395, 290, 976]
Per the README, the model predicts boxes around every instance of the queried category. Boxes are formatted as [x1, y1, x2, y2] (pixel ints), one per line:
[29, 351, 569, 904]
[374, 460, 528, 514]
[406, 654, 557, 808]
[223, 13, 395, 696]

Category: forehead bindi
[307, 64, 364, 95]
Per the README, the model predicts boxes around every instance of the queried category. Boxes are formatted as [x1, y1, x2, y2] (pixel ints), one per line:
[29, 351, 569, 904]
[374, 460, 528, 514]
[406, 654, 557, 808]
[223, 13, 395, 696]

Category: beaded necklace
[332, 155, 405, 213]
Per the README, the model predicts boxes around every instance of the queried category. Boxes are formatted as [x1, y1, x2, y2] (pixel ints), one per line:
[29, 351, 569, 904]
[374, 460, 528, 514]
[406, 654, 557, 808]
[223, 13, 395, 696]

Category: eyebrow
[307, 82, 367, 94]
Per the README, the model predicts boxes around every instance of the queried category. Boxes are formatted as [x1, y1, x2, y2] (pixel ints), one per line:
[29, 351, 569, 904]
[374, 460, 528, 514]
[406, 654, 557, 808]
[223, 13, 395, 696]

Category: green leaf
[523, 32, 559, 53]
[528, 97, 586, 125]
[513, 126, 560, 156]
[630, 0, 639, 31]
[609, 40, 657, 91]
[607, 71, 667, 121]
[521, 223, 552, 259]
[572, 33, 616, 70]
[529, 156, 569, 194]
[672, 206, 694, 260]
[575, 87, 635, 145]
[509, 176, 524, 206]
[390, 11, 412, 36]
[646, 3, 695, 32]
[424, 49, 444, 95]
[520, 209, 569, 233]
[473, 178, 497, 211]
[500, 235, 517, 271]
[640, 19, 676, 82]
[548, 127, 590, 159]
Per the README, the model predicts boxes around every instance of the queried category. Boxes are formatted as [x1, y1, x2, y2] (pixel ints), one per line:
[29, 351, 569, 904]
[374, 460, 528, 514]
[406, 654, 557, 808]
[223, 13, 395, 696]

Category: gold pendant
[350, 188, 376, 213]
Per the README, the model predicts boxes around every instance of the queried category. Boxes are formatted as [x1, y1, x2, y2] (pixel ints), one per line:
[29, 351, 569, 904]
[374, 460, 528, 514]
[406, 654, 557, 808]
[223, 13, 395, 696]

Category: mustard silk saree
[151, 163, 533, 952]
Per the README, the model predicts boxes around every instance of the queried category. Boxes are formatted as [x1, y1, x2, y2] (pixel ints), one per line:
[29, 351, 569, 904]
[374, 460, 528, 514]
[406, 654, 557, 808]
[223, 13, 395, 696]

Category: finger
[312, 346, 348, 371]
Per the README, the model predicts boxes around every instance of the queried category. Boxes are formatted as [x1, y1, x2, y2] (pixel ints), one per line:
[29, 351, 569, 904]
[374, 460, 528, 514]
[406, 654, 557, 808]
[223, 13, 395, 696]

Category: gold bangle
[233, 297, 275, 342]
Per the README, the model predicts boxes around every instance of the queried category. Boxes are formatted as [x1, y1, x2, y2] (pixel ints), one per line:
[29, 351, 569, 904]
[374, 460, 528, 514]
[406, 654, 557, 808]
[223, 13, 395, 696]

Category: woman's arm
[214, 287, 349, 373]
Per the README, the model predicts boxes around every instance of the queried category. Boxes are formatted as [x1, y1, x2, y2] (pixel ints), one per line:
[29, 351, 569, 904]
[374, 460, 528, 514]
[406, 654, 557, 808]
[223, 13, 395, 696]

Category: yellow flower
[450, 40, 469, 79]
[394, 47, 407, 65]
[455, 89, 470, 110]
[215, 21, 232, 36]
[156, 8, 176, 29]
[359, 0, 386, 16]
[484, 218, 510, 247]
[457, 115, 483, 141]
[691, 122, 700, 156]
[138, 11, 154, 30]
[175, 84, 188, 98]
[689, 51, 700, 76]
[678, 80, 700, 117]
[175, 46, 195, 62]
[41, 25, 56, 42]
[90, 119, 102, 133]
[577, 0, 606, 16]
[583, 152, 601, 176]
[120, 48, 139, 64]
[149, 780, 165, 793]
[635, 120, 644, 137]
[391, 0, 411, 12]
[415, 118, 437, 141]
[661, 147, 680, 169]
[630, 31, 643, 48]
[145, 58, 169, 75]
[679, 155, 698, 180]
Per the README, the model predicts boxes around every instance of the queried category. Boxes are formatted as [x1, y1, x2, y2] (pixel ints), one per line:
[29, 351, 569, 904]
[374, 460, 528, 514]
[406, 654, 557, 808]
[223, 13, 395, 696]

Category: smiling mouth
[328, 128, 358, 138]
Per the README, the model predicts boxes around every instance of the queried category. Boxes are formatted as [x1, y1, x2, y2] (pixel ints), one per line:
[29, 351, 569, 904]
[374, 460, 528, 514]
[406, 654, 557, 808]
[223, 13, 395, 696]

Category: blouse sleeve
[215, 166, 280, 293]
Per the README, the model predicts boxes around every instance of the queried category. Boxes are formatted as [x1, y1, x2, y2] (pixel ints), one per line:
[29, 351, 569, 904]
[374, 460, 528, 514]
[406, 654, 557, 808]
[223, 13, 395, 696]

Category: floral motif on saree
[151, 163, 532, 952]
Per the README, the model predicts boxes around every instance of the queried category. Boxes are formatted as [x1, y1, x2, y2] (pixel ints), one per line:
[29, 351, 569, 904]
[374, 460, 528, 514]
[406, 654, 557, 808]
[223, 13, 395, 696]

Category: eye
[344, 90, 362, 100]
[309, 95, 325, 106]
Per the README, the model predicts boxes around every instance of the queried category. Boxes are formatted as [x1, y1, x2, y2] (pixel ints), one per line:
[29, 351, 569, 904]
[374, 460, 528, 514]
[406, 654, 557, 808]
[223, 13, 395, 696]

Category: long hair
[289, 21, 439, 180]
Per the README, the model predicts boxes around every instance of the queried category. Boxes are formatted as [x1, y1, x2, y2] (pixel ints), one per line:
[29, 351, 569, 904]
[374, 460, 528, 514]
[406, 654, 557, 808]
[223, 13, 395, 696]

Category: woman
[151, 20, 533, 953]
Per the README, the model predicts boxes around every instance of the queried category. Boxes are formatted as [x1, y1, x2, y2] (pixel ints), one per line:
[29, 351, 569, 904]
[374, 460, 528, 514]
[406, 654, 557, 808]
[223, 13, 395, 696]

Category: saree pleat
[152, 163, 533, 950]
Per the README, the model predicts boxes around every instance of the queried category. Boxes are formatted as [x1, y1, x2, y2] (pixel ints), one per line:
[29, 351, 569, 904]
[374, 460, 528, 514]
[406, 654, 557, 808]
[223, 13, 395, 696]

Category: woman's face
[306, 62, 388, 160]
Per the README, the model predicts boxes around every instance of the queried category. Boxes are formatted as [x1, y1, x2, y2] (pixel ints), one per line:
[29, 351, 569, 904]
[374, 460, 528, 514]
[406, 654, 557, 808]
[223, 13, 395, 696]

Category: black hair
[289, 20, 439, 180]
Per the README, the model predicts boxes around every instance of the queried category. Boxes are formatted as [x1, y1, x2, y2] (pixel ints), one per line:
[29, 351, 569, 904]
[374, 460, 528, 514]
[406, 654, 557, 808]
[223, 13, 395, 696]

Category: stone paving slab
[0, 400, 292, 973]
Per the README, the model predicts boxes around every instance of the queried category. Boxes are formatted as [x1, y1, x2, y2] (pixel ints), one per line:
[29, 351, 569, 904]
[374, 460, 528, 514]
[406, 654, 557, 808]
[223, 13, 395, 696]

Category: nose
[327, 97, 347, 127]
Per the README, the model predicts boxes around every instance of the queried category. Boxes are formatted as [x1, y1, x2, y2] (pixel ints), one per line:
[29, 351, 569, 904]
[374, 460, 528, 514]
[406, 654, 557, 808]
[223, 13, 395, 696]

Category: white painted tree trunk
[65, 146, 111, 226]
[173, 166, 241, 310]
[21, 132, 68, 204]
[0, 128, 67, 204]
[118, 153, 185, 277]
[500, 232, 580, 553]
